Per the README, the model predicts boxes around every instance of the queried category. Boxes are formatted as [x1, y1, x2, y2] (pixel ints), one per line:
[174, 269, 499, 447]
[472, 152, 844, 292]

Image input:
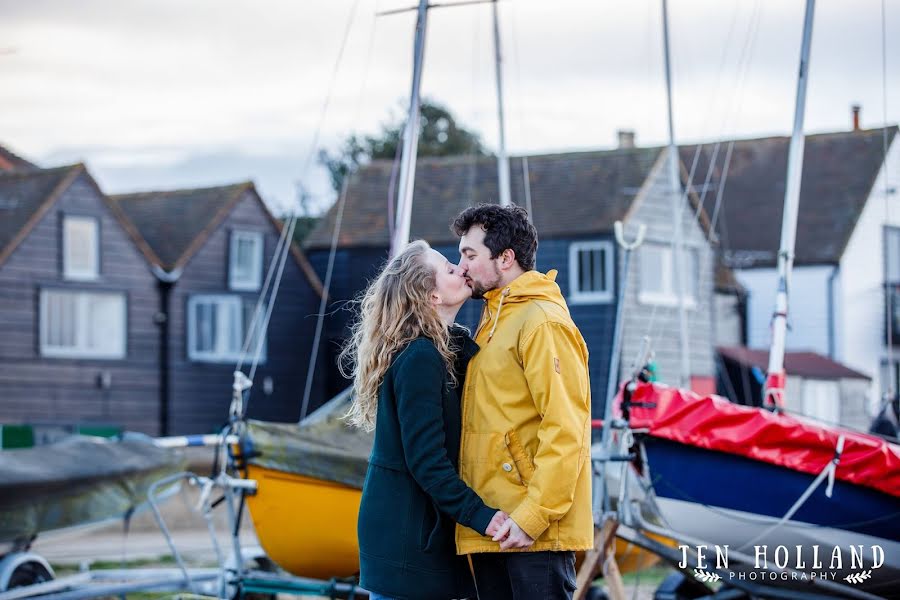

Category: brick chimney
[852, 104, 861, 131]
[617, 129, 636, 149]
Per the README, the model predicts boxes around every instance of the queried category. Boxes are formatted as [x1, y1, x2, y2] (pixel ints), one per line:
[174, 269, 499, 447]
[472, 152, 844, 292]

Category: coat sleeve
[509, 322, 591, 540]
[393, 342, 497, 535]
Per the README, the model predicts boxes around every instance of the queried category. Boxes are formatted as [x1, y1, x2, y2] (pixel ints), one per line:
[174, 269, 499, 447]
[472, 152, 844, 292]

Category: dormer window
[229, 230, 263, 291]
[63, 215, 99, 280]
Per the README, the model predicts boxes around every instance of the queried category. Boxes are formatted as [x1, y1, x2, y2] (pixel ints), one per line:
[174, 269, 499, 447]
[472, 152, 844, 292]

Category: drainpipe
[827, 265, 838, 359]
[152, 265, 182, 436]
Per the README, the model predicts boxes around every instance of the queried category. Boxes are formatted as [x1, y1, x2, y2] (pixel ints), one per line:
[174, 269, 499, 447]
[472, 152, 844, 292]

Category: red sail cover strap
[621, 382, 900, 498]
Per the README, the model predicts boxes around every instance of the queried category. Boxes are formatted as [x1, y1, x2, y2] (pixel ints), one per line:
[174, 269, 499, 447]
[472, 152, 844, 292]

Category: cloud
[1, 0, 897, 212]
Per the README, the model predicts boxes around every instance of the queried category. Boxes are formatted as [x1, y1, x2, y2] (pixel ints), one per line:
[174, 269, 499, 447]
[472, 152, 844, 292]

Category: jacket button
[502, 463, 513, 472]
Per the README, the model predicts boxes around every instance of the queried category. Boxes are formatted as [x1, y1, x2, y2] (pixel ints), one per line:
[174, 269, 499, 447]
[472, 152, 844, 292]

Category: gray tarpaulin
[246, 388, 373, 489]
[0, 434, 185, 546]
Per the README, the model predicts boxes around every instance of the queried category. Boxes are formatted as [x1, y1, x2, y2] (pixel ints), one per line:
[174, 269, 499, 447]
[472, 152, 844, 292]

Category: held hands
[485, 510, 508, 537]
[491, 515, 535, 550]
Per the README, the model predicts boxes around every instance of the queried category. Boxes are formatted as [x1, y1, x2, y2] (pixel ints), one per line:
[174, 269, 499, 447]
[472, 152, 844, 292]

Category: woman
[341, 240, 505, 600]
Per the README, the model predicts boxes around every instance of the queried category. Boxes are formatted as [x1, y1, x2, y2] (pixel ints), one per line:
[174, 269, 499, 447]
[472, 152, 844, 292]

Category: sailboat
[598, 0, 900, 597]
[0, 434, 185, 583]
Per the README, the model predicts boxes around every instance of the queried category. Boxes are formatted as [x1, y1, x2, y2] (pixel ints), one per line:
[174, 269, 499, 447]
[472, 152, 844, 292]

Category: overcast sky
[0, 0, 897, 215]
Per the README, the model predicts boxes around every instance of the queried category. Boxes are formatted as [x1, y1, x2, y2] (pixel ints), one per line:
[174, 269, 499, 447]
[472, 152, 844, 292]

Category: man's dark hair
[452, 204, 538, 271]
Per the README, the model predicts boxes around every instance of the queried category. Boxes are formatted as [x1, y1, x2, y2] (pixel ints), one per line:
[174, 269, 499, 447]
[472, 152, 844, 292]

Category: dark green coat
[358, 330, 495, 600]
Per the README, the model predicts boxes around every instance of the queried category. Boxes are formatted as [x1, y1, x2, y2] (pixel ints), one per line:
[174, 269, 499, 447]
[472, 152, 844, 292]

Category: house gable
[0, 167, 160, 433]
[165, 188, 327, 432]
[110, 184, 323, 295]
[620, 147, 716, 388]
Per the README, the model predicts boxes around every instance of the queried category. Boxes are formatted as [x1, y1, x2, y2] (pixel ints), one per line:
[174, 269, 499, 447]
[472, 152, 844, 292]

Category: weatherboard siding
[619, 149, 716, 391]
[0, 173, 160, 433]
[167, 191, 326, 434]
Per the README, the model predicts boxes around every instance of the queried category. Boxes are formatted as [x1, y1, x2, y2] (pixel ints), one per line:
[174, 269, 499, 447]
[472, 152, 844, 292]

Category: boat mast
[661, 0, 691, 388]
[765, 0, 816, 408]
[492, 0, 511, 207]
[391, 0, 430, 257]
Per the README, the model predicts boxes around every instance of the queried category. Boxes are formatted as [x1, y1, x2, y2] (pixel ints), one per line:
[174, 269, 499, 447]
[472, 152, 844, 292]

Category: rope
[521, 156, 533, 219]
[882, 0, 895, 410]
[235, 210, 292, 371]
[737, 436, 845, 550]
[234, 0, 364, 414]
[301, 178, 349, 421]
[638, 0, 761, 360]
[248, 217, 297, 383]
[300, 1, 379, 419]
[509, 0, 533, 217]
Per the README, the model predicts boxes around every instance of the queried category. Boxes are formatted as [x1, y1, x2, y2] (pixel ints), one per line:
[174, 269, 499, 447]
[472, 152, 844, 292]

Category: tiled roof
[305, 147, 665, 249]
[717, 346, 870, 380]
[110, 183, 325, 295]
[0, 144, 37, 171]
[109, 183, 252, 271]
[0, 165, 83, 265]
[682, 127, 898, 268]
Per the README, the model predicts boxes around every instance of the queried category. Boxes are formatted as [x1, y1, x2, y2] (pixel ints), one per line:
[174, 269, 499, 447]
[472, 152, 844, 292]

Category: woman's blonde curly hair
[340, 240, 456, 432]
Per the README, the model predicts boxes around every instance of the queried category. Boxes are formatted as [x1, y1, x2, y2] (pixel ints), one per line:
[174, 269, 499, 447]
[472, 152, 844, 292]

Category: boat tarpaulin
[622, 382, 900, 498]
[246, 388, 373, 489]
[0, 434, 185, 545]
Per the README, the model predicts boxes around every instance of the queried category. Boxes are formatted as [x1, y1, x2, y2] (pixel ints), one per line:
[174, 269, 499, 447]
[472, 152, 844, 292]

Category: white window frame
[39, 289, 126, 359]
[228, 230, 263, 291]
[187, 294, 267, 364]
[62, 215, 99, 281]
[568, 241, 614, 304]
[638, 242, 699, 308]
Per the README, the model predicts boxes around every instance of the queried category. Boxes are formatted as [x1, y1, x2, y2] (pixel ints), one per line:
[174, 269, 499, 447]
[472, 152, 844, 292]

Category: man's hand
[484, 510, 509, 537]
[491, 516, 535, 550]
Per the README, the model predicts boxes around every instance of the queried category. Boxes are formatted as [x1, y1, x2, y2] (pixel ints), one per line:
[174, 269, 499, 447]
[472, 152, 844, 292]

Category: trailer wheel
[0, 556, 55, 591]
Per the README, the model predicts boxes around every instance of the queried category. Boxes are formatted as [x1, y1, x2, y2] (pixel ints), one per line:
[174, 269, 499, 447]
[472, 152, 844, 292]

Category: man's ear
[498, 248, 517, 271]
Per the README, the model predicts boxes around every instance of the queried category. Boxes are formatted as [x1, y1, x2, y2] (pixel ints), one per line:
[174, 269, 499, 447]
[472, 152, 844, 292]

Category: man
[452, 204, 593, 599]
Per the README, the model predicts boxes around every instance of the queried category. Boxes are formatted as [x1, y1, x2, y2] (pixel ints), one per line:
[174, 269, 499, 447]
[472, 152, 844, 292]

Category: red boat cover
[620, 382, 900, 498]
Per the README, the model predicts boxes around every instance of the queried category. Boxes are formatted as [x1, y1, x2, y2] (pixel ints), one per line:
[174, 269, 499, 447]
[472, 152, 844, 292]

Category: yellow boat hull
[246, 465, 362, 580]
[245, 464, 670, 580]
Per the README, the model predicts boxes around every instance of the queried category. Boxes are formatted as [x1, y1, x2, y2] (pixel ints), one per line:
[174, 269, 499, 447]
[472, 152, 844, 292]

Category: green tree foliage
[319, 100, 486, 192]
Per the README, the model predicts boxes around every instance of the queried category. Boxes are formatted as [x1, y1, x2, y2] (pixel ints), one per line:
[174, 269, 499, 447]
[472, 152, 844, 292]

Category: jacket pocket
[504, 429, 535, 485]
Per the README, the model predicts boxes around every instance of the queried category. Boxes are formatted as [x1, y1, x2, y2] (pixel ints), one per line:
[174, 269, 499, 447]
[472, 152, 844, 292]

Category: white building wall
[620, 147, 716, 386]
[736, 265, 837, 355]
[713, 293, 743, 347]
[837, 138, 900, 415]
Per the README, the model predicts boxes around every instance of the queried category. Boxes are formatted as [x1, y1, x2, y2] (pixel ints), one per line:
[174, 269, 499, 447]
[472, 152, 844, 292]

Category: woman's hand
[492, 517, 535, 550]
[484, 510, 509, 536]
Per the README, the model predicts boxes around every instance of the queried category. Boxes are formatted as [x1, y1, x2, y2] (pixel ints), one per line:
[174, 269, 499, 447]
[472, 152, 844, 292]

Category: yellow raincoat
[456, 269, 593, 554]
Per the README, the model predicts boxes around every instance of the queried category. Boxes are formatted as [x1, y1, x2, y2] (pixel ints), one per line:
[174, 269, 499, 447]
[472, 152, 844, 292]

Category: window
[63, 216, 99, 280]
[188, 295, 267, 363]
[229, 231, 263, 291]
[40, 289, 126, 359]
[569, 241, 614, 303]
[639, 242, 699, 307]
